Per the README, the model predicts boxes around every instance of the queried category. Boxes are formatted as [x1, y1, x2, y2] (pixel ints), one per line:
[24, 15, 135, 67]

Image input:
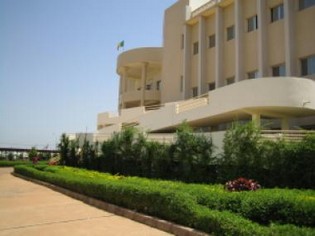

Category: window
[156, 81, 161, 90]
[146, 84, 152, 90]
[226, 77, 235, 85]
[181, 34, 184, 49]
[180, 76, 184, 92]
[271, 4, 284, 22]
[192, 87, 198, 97]
[193, 42, 199, 55]
[248, 70, 259, 79]
[299, 0, 315, 10]
[301, 55, 315, 76]
[272, 64, 286, 76]
[227, 25, 235, 41]
[208, 34, 215, 48]
[208, 82, 215, 91]
[247, 15, 258, 32]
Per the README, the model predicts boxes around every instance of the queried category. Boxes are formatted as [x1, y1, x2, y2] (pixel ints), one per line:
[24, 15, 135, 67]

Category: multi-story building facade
[96, 0, 315, 143]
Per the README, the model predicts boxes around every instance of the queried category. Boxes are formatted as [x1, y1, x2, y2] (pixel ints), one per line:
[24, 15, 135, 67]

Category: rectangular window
[208, 82, 215, 91]
[180, 76, 184, 92]
[208, 34, 215, 48]
[146, 84, 152, 90]
[181, 34, 184, 49]
[226, 77, 235, 85]
[248, 70, 259, 79]
[248, 15, 258, 32]
[272, 64, 286, 76]
[227, 25, 235, 41]
[271, 4, 284, 22]
[192, 87, 198, 97]
[301, 55, 315, 76]
[193, 42, 199, 55]
[299, 0, 315, 10]
[156, 81, 161, 90]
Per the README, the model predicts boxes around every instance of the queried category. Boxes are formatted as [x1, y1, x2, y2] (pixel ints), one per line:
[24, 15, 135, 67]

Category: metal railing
[261, 130, 315, 142]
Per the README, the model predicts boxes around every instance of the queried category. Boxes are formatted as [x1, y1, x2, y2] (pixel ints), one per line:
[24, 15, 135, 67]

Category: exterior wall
[296, 3, 315, 79]
[161, 0, 189, 104]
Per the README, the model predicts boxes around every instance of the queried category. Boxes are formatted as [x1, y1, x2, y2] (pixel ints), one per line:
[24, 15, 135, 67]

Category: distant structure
[76, 0, 315, 146]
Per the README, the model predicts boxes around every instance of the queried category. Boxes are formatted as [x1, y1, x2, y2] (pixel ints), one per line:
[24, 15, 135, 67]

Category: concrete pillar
[183, 24, 192, 99]
[141, 62, 148, 106]
[198, 16, 206, 95]
[257, 0, 268, 77]
[281, 117, 289, 130]
[121, 67, 128, 109]
[235, 0, 244, 82]
[252, 113, 261, 127]
[215, 6, 223, 88]
[284, 0, 296, 76]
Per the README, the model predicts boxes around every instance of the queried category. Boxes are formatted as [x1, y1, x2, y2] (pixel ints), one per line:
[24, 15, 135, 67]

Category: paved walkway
[0, 168, 172, 236]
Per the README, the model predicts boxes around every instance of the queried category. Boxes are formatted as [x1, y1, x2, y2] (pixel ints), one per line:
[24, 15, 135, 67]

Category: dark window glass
[227, 25, 235, 41]
[271, 4, 284, 22]
[208, 34, 215, 48]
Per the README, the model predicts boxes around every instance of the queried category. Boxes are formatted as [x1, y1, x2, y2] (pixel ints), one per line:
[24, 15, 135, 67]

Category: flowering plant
[225, 177, 261, 192]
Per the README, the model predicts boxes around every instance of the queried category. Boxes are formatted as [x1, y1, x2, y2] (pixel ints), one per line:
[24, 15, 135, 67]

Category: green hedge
[14, 165, 315, 235]
[0, 160, 48, 167]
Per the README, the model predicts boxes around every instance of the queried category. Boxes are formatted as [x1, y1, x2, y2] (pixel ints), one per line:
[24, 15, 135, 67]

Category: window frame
[248, 70, 259, 79]
[193, 41, 199, 55]
[272, 64, 286, 77]
[301, 55, 315, 76]
[227, 25, 235, 41]
[208, 82, 215, 91]
[299, 0, 315, 10]
[192, 87, 198, 97]
[208, 34, 215, 48]
[271, 4, 284, 22]
[226, 77, 235, 85]
[247, 15, 258, 32]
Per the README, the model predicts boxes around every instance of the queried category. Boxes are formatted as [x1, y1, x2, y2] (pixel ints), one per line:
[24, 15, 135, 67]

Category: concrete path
[0, 168, 172, 236]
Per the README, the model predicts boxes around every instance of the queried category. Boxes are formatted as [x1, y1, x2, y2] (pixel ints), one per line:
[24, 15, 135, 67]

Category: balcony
[122, 90, 161, 106]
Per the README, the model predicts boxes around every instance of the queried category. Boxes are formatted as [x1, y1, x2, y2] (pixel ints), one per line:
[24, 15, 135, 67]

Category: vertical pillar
[198, 16, 206, 95]
[141, 62, 148, 106]
[284, 0, 296, 76]
[215, 6, 223, 88]
[281, 117, 289, 130]
[235, 0, 244, 82]
[183, 24, 192, 99]
[257, 0, 268, 77]
[121, 67, 128, 109]
[252, 113, 261, 127]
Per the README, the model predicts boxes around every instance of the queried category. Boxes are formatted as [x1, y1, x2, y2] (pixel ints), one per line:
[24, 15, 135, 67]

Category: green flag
[117, 40, 124, 50]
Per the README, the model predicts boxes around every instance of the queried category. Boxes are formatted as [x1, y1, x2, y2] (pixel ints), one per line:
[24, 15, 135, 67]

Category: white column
[121, 67, 128, 109]
[198, 16, 206, 95]
[235, 0, 244, 82]
[284, 0, 296, 76]
[215, 6, 223, 88]
[257, 0, 268, 77]
[281, 117, 289, 130]
[183, 24, 192, 99]
[252, 113, 261, 127]
[141, 62, 148, 106]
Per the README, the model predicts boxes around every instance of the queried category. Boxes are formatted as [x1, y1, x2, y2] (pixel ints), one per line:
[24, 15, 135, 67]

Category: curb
[12, 172, 209, 236]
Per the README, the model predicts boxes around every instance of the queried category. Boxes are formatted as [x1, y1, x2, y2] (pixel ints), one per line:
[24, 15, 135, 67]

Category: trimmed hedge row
[14, 165, 315, 235]
[0, 160, 48, 167]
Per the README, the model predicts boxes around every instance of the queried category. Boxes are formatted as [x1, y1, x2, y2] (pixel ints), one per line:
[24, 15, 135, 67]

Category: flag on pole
[117, 40, 124, 50]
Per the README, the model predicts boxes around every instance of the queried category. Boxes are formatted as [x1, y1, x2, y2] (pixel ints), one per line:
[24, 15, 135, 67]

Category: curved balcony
[117, 47, 163, 72]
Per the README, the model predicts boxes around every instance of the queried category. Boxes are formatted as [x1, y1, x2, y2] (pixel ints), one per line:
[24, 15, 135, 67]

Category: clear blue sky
[0, 0, 177, 149]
